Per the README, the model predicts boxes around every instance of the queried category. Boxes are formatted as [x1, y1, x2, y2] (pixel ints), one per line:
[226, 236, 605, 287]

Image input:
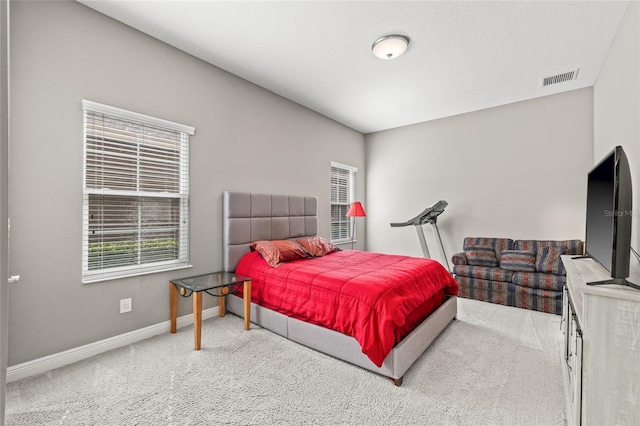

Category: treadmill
[390, 200, 450, 272]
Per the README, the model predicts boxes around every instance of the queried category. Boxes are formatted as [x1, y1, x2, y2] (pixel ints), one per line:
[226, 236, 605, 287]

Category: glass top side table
[170, 271, 252, 350]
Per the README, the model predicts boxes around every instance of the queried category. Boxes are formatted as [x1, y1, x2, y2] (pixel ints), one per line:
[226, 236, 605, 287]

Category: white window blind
[82, 100, 194, 283]
[330, 162, 357, 243]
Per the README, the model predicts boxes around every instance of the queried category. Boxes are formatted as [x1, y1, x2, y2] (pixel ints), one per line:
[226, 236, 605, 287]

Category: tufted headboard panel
[223, 191, 318, 272]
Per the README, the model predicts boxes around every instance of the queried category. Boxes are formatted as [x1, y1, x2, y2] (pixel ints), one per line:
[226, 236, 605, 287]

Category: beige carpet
[5, 298, 566, 425]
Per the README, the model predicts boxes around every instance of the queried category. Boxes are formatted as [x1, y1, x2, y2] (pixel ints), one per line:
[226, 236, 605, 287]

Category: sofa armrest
[451, 252, 468, 266]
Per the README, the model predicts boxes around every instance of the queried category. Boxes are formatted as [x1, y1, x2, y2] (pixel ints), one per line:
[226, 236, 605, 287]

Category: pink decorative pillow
[250, 240, 308, 267]
[294, 236, 339, 257]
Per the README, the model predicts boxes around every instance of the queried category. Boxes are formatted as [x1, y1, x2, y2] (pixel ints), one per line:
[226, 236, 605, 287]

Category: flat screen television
[582, 145, 637, 289]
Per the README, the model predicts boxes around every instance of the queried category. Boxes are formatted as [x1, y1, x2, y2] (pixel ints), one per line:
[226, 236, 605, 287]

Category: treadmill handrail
[390, 200, 448, 227]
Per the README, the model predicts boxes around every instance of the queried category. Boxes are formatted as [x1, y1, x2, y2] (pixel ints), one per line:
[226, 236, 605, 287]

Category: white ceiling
[77, 0, 629, 134]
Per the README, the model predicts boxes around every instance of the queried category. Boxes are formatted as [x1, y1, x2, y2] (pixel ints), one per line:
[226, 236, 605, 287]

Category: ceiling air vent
[541, 69, 579, 87]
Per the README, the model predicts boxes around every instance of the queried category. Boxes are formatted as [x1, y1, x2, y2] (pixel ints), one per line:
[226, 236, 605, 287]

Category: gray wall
[365, 88, 594, 265]
[8, 1, 365, 365]
[594, 1, 639, 249]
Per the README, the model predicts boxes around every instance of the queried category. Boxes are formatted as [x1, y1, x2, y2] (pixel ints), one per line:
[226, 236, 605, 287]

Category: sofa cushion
[465, 246, 498, 267]
[453, 265, 514, 282]
[499, 250, 536, 272]
[536, 246, 567, 275]
[463, 237, 514, 262]
[512, 271, 566, 291]
[514, 239, 583, 256]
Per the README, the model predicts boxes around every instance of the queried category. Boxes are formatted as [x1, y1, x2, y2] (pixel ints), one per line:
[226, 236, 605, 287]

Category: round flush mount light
[371, 34, 410, 60]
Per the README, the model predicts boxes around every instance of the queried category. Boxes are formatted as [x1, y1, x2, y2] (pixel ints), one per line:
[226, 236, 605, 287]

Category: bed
[222, 191, 458, 385]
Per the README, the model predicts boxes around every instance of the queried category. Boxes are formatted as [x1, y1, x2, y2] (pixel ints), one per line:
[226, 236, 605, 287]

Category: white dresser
[561, 255, 640, 425]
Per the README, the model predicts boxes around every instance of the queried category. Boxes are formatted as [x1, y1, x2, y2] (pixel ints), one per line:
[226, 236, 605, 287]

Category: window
[82, 100, 194, 283]
[330, 162, 357, 243]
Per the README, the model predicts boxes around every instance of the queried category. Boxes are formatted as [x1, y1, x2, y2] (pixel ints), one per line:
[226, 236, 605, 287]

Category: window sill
[83, 263, 193, 284]
[333, 239, 357, 246]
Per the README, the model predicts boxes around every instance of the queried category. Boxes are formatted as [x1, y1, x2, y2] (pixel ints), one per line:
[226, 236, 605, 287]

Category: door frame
[1, 0, 10, 423]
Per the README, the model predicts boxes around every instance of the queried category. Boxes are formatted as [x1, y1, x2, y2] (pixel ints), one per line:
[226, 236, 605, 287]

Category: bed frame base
[226, 294, 457, 385]
[222, 191, 457, 386]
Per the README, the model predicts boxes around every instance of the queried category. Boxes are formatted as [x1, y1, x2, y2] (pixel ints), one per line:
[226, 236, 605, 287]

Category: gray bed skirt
[226, 294, 457, 382]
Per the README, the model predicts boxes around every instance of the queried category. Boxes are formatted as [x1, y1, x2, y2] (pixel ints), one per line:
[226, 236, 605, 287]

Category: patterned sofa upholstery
[451, 237, 583, 315]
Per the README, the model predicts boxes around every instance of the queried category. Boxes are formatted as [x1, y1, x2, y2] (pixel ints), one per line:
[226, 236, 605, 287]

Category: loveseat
[451, 237, 583, 315]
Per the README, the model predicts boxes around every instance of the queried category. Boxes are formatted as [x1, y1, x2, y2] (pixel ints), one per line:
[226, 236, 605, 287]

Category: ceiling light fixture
[371, 34, 410, 60]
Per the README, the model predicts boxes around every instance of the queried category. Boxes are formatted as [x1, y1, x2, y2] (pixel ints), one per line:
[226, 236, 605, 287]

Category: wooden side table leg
[219, 287, 226, 317]
[193, 291, 202, 350]
[170, 282, 178, 334]
[243, 280, 251, 331]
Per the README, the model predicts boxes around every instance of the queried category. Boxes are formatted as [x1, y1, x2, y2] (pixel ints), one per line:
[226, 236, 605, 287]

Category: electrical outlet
[120, 298, 132, 314]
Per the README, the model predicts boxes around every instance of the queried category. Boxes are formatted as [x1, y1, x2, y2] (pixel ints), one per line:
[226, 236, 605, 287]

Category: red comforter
[235, 250, 459, 367]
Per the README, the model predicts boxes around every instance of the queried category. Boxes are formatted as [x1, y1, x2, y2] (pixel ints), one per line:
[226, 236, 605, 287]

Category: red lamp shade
[346, 201, 366, 217]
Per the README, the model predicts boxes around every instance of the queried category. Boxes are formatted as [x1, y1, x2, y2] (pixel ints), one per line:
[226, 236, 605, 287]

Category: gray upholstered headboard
[223, 191, 318, 272]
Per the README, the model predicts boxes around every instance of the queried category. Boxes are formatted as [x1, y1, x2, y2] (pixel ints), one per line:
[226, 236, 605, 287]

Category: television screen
[585, 154, 615, 272]
[584, 146, 632, 280]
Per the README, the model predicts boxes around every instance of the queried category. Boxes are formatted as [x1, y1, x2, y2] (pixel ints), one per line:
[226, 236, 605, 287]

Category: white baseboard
[7, 307, 218, 383]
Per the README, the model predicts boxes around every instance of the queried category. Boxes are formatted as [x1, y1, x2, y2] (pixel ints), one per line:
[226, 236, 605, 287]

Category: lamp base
[351, 219, 357, 250]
